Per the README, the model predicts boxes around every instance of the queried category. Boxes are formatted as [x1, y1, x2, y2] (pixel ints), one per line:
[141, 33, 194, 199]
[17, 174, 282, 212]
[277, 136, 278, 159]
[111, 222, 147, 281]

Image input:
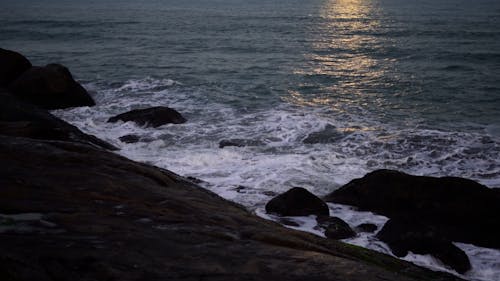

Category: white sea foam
[53, 77, 500, 281]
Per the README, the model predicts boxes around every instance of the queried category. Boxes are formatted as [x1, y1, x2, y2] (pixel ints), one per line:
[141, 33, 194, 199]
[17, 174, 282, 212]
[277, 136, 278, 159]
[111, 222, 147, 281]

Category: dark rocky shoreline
[0, 48, 473, 280]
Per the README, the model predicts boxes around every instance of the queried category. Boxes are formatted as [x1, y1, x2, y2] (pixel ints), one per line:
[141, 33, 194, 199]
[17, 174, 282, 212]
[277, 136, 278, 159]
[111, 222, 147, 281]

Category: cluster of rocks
[266, 170, 500, 274]
[1, 48, 187, 145]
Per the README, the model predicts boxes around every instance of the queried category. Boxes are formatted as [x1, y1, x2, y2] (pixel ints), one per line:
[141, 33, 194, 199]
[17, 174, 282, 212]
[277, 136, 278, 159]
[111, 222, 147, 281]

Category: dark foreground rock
[0, 89, 115, 150]
[316, 216, 356, 240]
[266, 187, 330, 217]
[8, 64, 95, 109]
[0, 135, 464, 281]
[324, 169, 500, 249]
[0, 48, 32, 87]
[377, 218, 471, 274]
[108, 106, 186, 128]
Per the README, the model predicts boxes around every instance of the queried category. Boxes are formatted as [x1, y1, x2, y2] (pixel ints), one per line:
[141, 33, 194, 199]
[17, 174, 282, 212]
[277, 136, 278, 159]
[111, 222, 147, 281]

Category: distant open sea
[1, 0, 499, 280]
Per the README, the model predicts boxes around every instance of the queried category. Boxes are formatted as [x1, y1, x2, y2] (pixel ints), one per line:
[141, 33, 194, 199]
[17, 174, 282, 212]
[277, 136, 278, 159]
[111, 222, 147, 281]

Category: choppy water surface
[1, 0, 499, 280]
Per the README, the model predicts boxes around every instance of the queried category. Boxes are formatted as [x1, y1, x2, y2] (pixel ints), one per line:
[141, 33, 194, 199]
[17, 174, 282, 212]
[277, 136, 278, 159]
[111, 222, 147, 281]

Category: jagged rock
[324, 169, 500, 249]
[355, 223, 378, 233]
[0, 48, 32, 87]
[108, 106, 186, 128]
[317, 216, 356, 240]
[266, 187, 329, 217]
[377, 218, 471, 274]
[8, 63, 95, 109]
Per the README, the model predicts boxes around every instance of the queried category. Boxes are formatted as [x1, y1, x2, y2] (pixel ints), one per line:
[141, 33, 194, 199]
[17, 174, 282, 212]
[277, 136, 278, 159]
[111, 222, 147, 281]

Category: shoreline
[0, 48, 472, 281]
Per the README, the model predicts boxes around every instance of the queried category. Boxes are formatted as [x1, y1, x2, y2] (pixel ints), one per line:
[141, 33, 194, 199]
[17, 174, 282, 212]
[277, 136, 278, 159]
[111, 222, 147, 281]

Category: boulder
[0, 48, 32, 87]
[108, 106, 186, 128]
[324, 169, 500, 249]
[265, 187, 329, 217]
[316, 216, 355, 240]
[377, 218, 471, 274]
[219, 138, 264, 148]
[8, 63, 95, 109]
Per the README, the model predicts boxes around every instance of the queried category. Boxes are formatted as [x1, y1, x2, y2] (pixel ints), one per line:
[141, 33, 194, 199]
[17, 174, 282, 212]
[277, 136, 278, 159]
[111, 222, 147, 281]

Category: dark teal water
[2, 0, 499, 126]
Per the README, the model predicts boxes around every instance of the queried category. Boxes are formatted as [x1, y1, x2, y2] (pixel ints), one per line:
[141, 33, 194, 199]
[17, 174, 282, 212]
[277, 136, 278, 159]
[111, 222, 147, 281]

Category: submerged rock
[108, 106, 186, 128]
[355, 223, 378, 233]
[219, 138, 264, 148]
[316, 216, 356, 240]
[119, 134, 140, 143]
[0, 48, 32, 87]
[324, 169, 500, 249]
[303, 124, 346, 144]
[266, 187, 329, 217]
[8, 64, 95, 109]
[377, 218, 471, 274]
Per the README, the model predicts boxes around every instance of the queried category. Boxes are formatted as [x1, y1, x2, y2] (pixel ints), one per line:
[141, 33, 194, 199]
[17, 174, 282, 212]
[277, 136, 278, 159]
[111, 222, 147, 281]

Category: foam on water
[53, 77, 500, 280]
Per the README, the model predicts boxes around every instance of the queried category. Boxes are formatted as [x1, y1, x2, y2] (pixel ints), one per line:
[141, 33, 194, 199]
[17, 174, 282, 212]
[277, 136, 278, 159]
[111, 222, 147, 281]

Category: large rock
[0, 48, 32, 87]
[324, 169, 500, 249]
[377, 218, 471, 274]
[266, 187, 329, 217]
[0, 136, 465, 281]
[8, 63, 95, 109]
[108, 106, 186, 128]
[0, 89, 115, 150]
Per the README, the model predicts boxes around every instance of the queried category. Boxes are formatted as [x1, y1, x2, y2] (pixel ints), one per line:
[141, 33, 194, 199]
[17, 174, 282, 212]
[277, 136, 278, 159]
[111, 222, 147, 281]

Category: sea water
[1, 0, 499, 280]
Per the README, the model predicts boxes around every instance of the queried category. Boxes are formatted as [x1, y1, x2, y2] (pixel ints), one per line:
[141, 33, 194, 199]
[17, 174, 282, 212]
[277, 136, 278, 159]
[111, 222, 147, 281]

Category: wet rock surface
[325, 169, 500, 249]
[317, 216, 356, 240]
[325, 169, 500, 274]
[377, 218, 471, 274]
[108, 106, 186, 128]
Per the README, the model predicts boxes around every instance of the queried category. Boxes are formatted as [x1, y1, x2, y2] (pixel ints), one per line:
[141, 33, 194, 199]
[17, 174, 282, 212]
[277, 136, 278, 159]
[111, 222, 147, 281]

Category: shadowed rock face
[266, 187, 330, 217]
[0, 136, 464, 281]
[108, 106, 186, 128]
[8, 64, 95, 110]
[324, 169, 500, 250]
[0, 48, 32, 87]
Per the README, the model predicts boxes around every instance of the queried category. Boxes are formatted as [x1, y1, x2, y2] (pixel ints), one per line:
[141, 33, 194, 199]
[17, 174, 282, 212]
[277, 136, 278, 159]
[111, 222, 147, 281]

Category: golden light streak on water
[287, 0, 395, 111]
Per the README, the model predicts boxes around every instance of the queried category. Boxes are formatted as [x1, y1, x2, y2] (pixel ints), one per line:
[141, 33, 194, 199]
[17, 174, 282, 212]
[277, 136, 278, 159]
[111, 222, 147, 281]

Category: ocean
[1, 0, 499, 280]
